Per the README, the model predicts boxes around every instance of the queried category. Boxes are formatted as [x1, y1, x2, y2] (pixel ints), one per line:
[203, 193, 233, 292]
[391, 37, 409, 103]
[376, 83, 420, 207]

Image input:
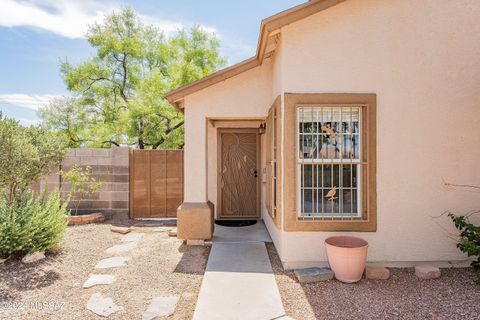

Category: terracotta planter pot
[325, 236, 368, 283]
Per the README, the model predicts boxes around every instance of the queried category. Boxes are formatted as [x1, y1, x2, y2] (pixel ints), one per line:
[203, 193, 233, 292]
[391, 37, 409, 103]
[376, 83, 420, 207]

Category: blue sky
[0, 0, 304, 125]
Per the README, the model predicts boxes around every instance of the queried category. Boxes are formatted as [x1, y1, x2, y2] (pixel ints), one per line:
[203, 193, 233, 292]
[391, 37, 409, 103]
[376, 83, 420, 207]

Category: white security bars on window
[297, 106, 366, 220]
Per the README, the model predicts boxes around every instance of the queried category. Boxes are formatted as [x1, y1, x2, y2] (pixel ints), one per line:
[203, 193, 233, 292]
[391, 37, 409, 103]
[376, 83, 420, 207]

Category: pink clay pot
[325, 236, 368, 283]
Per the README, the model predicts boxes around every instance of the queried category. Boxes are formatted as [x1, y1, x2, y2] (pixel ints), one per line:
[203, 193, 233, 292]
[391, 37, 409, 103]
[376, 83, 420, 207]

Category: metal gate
[130, 150, 184, 219]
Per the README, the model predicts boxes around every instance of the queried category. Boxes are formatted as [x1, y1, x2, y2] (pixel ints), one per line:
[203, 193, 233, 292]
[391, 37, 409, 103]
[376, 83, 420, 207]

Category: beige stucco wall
[184, 61, 273, 206]
[276, 0, 480, 268]
[262, 37, 286, 254]
[182, 0, 480, 268]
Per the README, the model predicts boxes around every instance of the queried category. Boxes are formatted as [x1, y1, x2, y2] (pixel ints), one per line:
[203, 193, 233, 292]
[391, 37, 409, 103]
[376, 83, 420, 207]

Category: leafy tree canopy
[0, 112, 68, 201]
[40, 8, 226, 149]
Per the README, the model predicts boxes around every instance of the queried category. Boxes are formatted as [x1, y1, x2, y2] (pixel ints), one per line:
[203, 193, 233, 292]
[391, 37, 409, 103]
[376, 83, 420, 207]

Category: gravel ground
[266, 243, 480, 320]
[0, 223, 209, 320]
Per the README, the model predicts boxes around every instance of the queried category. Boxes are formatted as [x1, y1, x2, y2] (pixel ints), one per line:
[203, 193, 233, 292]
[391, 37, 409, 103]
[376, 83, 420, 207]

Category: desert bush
[0, 188, 68, 258]
[449, 212, 480, 284]
[61, 165, 103, 216]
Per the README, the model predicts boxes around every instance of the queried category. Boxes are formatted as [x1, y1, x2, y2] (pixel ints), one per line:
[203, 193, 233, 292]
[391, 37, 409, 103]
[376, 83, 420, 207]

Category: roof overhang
[165, 0, 346, 111]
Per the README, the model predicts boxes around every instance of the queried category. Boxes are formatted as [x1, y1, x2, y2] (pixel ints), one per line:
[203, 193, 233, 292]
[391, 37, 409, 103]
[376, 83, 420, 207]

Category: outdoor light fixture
[258, 123, 266, 135]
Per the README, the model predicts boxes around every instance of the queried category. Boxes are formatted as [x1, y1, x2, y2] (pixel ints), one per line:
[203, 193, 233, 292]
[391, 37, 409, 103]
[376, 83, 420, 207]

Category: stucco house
[165, 0, 480, 269]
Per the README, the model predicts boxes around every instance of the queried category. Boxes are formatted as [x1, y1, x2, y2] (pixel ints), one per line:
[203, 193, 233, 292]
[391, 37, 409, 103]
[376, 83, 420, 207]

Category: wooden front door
[218, 129, 260, 219]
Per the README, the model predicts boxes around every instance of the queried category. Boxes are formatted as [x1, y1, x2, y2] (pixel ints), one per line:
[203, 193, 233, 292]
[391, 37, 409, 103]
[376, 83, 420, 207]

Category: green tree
[0, 112, 67, 201]
[38, 97, 88, 148]
[41, 8, 225, 149]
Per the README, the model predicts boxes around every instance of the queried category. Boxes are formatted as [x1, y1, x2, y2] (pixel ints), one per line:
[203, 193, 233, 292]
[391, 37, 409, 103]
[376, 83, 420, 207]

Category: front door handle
[254, 170, 258, 178]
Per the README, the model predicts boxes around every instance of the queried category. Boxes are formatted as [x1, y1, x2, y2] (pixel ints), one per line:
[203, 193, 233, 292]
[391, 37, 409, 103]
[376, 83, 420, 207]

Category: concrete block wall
[35, 147, 130, 218]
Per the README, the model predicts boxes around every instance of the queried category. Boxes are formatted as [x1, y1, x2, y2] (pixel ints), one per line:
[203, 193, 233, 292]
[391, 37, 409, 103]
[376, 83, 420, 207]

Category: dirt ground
[0, 222, 209, 320]
[2, 223, 479, 320]
[266, 243, 480, 320]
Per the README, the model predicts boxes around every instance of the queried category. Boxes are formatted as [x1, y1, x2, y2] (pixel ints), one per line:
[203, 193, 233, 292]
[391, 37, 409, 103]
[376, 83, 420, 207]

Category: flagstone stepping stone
[87, 293, 124, 317]
[365, 266, 390, 280]
[122, 232, 144, 242]
[294, 267, 334, 283]
[83, 275, 116, 288]
[187, 239, 205, 246]
[142, 296, 179, 320]
[110, 226, 131, 234]
[105, 242, 137, 254]
[95, 257, 130, 269]
[22, 252, 45, 264]
[415, 265, 441, 279]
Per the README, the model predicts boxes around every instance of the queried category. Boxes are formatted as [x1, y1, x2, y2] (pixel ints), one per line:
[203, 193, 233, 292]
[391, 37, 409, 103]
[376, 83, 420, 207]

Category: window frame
[283, 93, 377, 232]
[265, 96, 282, 229]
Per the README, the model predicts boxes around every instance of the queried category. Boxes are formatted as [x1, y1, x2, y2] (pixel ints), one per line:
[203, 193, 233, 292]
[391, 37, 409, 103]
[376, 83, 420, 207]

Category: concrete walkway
[193, 222, 285, 320]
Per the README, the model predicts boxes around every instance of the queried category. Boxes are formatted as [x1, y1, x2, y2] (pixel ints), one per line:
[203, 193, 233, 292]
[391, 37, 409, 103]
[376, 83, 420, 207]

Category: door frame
[217, 128, 261, 220]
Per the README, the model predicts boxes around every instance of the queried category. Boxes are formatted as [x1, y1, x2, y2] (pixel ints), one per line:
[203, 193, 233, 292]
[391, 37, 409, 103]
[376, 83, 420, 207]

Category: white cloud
[0, 93, 60, 110]
[0, 0, 107, 38]
[140, 14, 218, 36]
[0, 0, 217, 38]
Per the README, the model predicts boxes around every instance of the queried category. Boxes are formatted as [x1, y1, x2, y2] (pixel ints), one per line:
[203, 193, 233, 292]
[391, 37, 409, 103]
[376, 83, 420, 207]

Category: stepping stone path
[84, 232, 153, 317]
[83, 275, 116, 288]
[122, 232, 144, 242]
[87, 293, 124, 317]
[365, 266, 390, 280]
[105, 242, 138, 255]
[415, 265, 441, 279]
[142, 296, 179, 320]
[294, 267, 334, 283]
[95, 256, 130, 269]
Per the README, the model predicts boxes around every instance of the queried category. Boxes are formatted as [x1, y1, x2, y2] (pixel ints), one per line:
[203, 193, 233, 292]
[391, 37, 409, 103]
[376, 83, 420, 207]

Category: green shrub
[0, 112, 67, 201]
[0, 189, 68, 258]
[61, 165, 103, 216]
[449, 213, 480, 284]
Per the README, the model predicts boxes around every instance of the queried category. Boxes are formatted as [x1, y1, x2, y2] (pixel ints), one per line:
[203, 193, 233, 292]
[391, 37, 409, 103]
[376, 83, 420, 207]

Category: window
[285, 93, 376, 232]
[297, 106, 367, 220]
[266, 102, 278, 216]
